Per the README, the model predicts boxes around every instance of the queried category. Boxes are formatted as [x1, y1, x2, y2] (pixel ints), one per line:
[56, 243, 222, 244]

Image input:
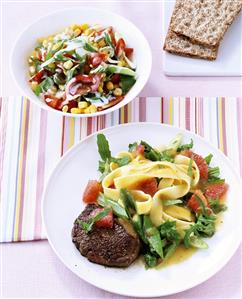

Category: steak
[72, 204, 140, 267]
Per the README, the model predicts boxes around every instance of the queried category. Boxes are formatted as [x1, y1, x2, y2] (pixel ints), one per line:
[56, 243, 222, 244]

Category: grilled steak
[72, 204, 140, 267]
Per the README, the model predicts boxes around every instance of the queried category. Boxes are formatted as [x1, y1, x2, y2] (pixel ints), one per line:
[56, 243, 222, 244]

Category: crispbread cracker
[171, 0, 242, 47]
[163, 29, 218, 60]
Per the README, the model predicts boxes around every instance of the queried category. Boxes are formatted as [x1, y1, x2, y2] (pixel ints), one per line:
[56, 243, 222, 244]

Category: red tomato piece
[205, 183, 228, 199]
[124, 48, 133, 58]
[94, 209, 113, 229]
[111, 74, 121, 84]
[90, 53, 107, 67]
[136, 144, 145, 156]
[138, 178, 158, 197]
[115, 38, 126, 57]
[44, 95, 63, 110]
[187, 190, 209, 212]
[29, 70, 45, 83]
[180, 150, 208, 180]
[82, 180, 103, 204]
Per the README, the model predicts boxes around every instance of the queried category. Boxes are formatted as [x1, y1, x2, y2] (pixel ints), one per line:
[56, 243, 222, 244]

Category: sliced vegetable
[205, 183, 228, 199]
[83, 180, 103, 204]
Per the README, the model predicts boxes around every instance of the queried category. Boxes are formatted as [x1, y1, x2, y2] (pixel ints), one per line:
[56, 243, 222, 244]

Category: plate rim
[42, 122, 242, 297]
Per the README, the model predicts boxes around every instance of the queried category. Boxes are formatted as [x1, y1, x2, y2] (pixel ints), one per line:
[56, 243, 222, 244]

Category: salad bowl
[11, 7, 152, 117]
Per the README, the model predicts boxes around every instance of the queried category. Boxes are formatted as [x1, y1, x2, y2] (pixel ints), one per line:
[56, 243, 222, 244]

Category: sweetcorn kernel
[118, 60, 125, 67]
[52, 42, 61, 51]
[71, 107, 82, 114]
[106, 81, 114, 91]
[98, 86, 103, 93]
[89, 104, 97, 113]
[80, 23, 89, 31]
[113, 88, 122, 96]
[30, 81, 38, 91]
[29, 66, 36, 75]
[62, 105, 69, 113]
[63, 60, 73, 70]
[74, 28, 82, 36]
[48, 62, 56, 69]
[78, 101, 88, 109]
[98, 39, 106, 48]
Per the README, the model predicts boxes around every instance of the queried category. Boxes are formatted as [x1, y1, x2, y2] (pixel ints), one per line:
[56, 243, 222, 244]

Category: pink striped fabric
[0, 96, 241, 242]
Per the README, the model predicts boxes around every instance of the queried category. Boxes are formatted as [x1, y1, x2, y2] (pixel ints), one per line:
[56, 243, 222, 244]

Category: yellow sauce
[157, 245, 197, 269]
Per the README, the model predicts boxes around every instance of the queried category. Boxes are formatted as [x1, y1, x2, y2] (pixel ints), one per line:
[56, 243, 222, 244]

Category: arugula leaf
[194, 195, 208, 216]
[97, 193, 129, 219]
[144, 253, 157, 268]
[76, 208, 111, 233]
[110, 156, 131, 167]
[104, 32, 114, 49]
[120, 75, 136, 93]
[143, 215, 164, 259]
[163, 242, 179, 260]
[159, 221, 180, 243]
[177, 139, 193, 152]
[98, 159, 110, 181]
[120, 189, 137, 217]
[83, 42, 98, 53]
[97, 133, 111, 161]
[128, 142, 138, 153]
[34, 77, 54, 96]
[208, 166, 225, 183]
[141, 141, 162, 161]
[204, 154, 213, 165]
[209, 199, 227, 214]
[160, 150, 174, 162]
[66, 64, 80, 82]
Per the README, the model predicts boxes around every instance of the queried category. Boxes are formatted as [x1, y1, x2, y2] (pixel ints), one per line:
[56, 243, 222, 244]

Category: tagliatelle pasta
[74, 133, 229, 269]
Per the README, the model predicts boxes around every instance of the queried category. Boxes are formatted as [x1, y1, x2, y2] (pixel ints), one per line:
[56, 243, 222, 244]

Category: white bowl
[11, 7, 152, 117]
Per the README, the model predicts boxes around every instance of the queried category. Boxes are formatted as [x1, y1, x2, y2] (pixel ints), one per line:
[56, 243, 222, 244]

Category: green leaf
[143, 215, 164, 259]
[34, 77, 54, 96]
[97, 133, 111, 161]
[163, 199, 183, 206]
[184, 225, 196, 248]
[204, 154, 213, 165]
[83, 42, 98, 53]
[120, 189, 137, 217]
[141, 141, 162, 161]
[103, 32, 114, 49]
[110, 156, 131, 167]
[76, 208, 111, 233]
[194, 195, 208, 216]
[189, 235, 208, 249]
[128, 142, 138, 153]
[132, 214, 148, 244]
[66, 64, 80, 82]
[187, 158, 194, 184]
[208, 166, 224, 183]
[164, 242, 179, 260]
[159, 221, 180, 243]
[208, 199, 227, 214]
[98, 159, 110, 181]
[144, 253, 157, 268]
[106, 65, 136, 77]
[120, 75, 136, 93]
[97, 193, 129, 219]
[177, 139, 194, 152]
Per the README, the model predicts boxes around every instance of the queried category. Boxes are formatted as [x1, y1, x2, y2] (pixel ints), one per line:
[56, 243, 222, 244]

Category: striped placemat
[0, 96, 241, 242]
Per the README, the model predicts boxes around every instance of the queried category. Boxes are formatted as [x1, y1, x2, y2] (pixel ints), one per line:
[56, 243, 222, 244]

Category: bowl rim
[10, 6, 152, 118]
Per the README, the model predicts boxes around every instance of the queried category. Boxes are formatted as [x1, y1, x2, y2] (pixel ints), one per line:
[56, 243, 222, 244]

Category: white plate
[11, 7, 151, 117]
[42, 123, 242, 297]
[163, 0, 242, 76]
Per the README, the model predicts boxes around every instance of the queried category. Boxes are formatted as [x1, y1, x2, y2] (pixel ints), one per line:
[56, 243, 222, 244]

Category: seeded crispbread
[171, 0, 242, 47]
[163, 29, 218, 60]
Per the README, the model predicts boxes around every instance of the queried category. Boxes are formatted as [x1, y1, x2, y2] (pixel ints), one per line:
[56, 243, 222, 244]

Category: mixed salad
[73, 134, 229, 268]
[28, 24, 137, 114]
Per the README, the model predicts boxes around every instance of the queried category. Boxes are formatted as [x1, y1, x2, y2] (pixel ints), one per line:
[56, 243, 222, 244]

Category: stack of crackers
[164, 0, 242, 60]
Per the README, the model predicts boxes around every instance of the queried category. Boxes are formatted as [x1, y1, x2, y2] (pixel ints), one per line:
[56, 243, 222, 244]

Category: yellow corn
[29, 66, 36, 75]
[106, 81, 114, 91]
[48, 62, 55, 69]
[118, 60, 125, 67]
[80, 23, 89, 31]
[84, 104, 97, 114]
[62, 105, 69, 113]
[59, 85, 65, 91]
[113, 88, 122, 96]
[70, 24, 79, 30]
[63, 60, 73, 70]
[98, 86, 103, 93]
[78, 101, 88, 109]
[42, 40, 48, 48]
[74, 28, 82, 36]
[52, 42, 61, 51]
[30, 81, 38, 91]
[71, 107, 83, 114]
[98, 39, 106, 48]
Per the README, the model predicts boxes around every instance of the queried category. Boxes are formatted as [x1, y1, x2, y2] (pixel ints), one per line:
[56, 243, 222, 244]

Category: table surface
[1, 1, 242, 298]
[1, 0, 242, 97]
